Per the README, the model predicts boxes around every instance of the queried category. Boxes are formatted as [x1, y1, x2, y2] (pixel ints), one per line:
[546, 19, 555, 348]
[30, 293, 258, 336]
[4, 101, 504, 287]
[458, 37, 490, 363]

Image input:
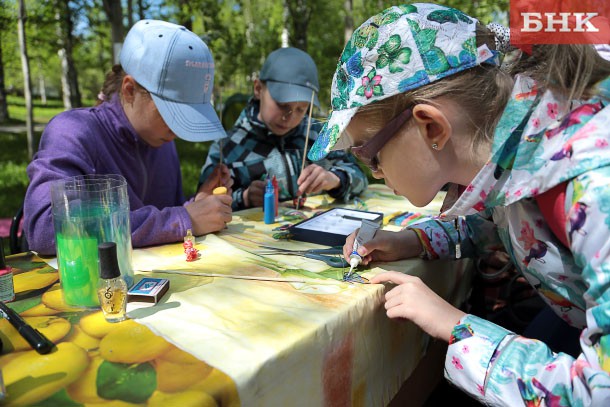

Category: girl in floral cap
[308, 3, 610, 405]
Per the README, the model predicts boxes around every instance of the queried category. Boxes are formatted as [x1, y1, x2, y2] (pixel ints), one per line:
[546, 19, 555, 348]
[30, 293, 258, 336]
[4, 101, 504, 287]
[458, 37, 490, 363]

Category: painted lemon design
[65, 325, 101, 352]
[189, 368, 240, 407]
[0, 315, 70, 353]
[79, 311, 122, 339]
[20, 302, 61, 317]
[41, 283, 86, 312]
[158, 345, 202, 364]
[147, 389, 218, 407]
[1, 342, 89, 406]
[0, 350, 25, 369]
[66, 355, 105, 404]
[99, 320, 172, 363]
[13, 269, 58, 294]
[154, 358, 213, 392]
[81, 400, 142, 407]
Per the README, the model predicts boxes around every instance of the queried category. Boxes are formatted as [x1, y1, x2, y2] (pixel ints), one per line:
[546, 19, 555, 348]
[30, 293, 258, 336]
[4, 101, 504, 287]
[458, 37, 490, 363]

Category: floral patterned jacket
[408, 75, 610, 405]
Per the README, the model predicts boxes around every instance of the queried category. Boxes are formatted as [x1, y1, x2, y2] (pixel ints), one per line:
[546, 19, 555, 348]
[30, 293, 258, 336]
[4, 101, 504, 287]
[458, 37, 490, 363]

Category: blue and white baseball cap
[120, 20, 225, 142]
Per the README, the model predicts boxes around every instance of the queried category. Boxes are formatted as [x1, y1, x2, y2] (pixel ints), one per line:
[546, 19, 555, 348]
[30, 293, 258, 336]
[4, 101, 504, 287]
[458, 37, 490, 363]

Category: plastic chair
[9, 204, 27, 254]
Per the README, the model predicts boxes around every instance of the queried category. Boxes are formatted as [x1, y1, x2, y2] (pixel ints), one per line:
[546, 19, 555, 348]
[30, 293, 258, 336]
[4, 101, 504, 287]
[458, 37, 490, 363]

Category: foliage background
[1, 0, 508, 111]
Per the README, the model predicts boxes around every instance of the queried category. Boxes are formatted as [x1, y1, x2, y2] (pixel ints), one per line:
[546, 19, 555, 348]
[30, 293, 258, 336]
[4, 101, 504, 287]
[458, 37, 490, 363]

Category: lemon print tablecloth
[1, 185, 473, 406]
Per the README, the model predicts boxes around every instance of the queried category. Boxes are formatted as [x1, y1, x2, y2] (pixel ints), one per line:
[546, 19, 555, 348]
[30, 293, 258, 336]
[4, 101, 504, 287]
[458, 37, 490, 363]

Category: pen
[0, 301, 54, 354]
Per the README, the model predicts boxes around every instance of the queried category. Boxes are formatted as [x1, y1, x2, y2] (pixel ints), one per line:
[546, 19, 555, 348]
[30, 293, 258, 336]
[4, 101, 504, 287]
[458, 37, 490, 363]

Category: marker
[0, 301, 54, 354]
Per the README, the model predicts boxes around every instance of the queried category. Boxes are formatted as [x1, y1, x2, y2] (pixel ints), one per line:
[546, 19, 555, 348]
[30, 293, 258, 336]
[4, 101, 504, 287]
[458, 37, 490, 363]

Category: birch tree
[102, 0, 124, 64]
[0, 1, 10, 122]
[17, 0, 34, 158]
[56, 0, 82, 108]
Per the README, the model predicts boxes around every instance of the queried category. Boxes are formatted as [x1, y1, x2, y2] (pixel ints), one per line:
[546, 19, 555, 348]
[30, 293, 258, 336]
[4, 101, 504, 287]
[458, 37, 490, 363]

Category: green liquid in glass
[53, 192, 135, 307]
[56, 233, 100, 307]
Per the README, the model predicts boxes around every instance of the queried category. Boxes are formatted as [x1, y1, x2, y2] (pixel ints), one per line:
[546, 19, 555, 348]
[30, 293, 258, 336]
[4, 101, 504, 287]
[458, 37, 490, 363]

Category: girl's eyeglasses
[350, 108, 413, 172]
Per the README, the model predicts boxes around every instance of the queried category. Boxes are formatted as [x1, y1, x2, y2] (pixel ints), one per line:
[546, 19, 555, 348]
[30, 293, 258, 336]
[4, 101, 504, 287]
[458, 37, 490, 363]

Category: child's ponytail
[512, 44, 610, 101]
[96, 64, 126, 106]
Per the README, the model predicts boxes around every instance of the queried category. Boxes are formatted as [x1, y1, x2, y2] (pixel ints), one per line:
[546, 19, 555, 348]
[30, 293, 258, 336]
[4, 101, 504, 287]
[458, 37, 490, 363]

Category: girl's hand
[196, 164, 233, 199]
[342, 228, 423, 264]
[186, 194, 233, 235]
[297, 164, 340, 195]
[370, 271, 466, 342]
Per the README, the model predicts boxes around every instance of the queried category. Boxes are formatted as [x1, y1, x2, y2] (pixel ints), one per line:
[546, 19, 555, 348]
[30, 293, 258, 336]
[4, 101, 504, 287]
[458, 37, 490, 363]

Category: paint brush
[296, 90, 316, 210]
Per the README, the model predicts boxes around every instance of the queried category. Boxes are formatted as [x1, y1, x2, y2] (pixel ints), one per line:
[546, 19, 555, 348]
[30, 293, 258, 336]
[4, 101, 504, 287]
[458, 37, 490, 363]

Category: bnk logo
[521, 13, 599, 32]
[510, 0, 610, 47]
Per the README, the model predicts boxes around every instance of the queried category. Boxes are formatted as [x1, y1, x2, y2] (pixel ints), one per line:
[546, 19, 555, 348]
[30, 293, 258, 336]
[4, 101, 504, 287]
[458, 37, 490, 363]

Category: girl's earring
[432, 143, 439, 150]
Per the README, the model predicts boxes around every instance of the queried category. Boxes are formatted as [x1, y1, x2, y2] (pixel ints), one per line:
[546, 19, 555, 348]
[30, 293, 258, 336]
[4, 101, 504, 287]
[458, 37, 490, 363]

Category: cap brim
[307, 107, 357, 161]
[151, 94, 226, 142]
[266, 82, 320, 107]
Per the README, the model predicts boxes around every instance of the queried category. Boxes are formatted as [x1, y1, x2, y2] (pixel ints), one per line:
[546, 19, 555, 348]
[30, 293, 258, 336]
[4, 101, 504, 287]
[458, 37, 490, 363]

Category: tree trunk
[37, 61, 47, 106]
[0, 35, 9, 122]
[58, 49, 71, 108]
[286, 0, 311, 51]
[344, 0, 353, 45]
[102, 0, 124, 64]
[137, 0, 145, 20]
[127, 0, 133, 28]
[56, 1, 82, 109]
[281, 2, 289, 47]
[18, 0, 34, 159]
[177, 0, 192, 31]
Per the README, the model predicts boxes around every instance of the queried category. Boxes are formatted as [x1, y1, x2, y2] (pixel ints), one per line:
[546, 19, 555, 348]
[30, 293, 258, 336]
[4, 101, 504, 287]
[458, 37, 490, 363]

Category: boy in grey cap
[199, 47, 368, 210]
[24, 20, 233, 254]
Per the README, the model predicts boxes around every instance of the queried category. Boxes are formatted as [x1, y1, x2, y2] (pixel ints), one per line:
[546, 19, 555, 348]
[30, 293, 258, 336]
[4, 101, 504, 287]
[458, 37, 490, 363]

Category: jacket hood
[442, 75, 610, 219]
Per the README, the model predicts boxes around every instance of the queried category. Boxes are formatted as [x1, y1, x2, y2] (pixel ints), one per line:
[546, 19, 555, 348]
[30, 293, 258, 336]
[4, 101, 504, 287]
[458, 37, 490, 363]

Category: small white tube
[347, 219, 380, 275]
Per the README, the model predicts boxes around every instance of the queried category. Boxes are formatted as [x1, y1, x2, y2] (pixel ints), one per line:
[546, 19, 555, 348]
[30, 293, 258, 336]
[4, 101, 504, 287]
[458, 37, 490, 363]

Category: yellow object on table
[213, 186, 227, 195]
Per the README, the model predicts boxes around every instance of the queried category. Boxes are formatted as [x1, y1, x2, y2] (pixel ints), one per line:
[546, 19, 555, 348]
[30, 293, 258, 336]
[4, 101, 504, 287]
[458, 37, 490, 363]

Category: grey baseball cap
[259, 47, 320, 107]
[120, 20, 225, 142]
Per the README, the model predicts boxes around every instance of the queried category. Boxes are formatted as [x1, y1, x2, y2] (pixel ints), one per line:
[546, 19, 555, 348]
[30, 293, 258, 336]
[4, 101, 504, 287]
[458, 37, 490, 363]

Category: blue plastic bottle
[264, 179, 275, 224]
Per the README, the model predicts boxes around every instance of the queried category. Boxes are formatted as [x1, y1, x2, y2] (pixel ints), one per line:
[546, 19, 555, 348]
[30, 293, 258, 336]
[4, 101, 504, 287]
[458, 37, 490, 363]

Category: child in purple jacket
[24, 20, 233, 255]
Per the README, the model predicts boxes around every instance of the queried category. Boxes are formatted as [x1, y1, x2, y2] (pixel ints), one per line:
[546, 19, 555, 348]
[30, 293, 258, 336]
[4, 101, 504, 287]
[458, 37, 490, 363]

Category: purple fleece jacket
[24, 96, 193, 255]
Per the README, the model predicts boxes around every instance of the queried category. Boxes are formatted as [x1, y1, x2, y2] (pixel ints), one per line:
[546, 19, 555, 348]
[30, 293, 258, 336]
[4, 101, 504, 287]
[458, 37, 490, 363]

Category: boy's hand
[370, 271, 466, 342]
[297, 164, 340, 195]
[243, 180, 266, 208]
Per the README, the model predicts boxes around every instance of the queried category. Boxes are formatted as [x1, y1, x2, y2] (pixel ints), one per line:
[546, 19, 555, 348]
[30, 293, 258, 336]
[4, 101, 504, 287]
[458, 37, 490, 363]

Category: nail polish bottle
[0, 242, 15, 303]
[184, 229, 195, 245]
[97, 242, 127, 323]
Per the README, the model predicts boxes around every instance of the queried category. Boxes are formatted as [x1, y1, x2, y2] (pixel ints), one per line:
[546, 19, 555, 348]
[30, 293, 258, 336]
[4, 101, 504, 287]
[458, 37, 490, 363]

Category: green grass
[175, 139, 211, 197]
[6, 95, 68, 123]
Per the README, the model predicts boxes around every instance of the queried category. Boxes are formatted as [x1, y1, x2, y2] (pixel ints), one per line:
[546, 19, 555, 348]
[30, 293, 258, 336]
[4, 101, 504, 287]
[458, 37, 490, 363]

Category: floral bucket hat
[308, 3, 501, 161]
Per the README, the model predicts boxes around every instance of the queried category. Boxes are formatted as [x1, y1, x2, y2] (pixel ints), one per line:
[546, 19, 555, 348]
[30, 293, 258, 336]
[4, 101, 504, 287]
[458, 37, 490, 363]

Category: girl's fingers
[370, 271, 411, 285]
[383, 291, 403, 309]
